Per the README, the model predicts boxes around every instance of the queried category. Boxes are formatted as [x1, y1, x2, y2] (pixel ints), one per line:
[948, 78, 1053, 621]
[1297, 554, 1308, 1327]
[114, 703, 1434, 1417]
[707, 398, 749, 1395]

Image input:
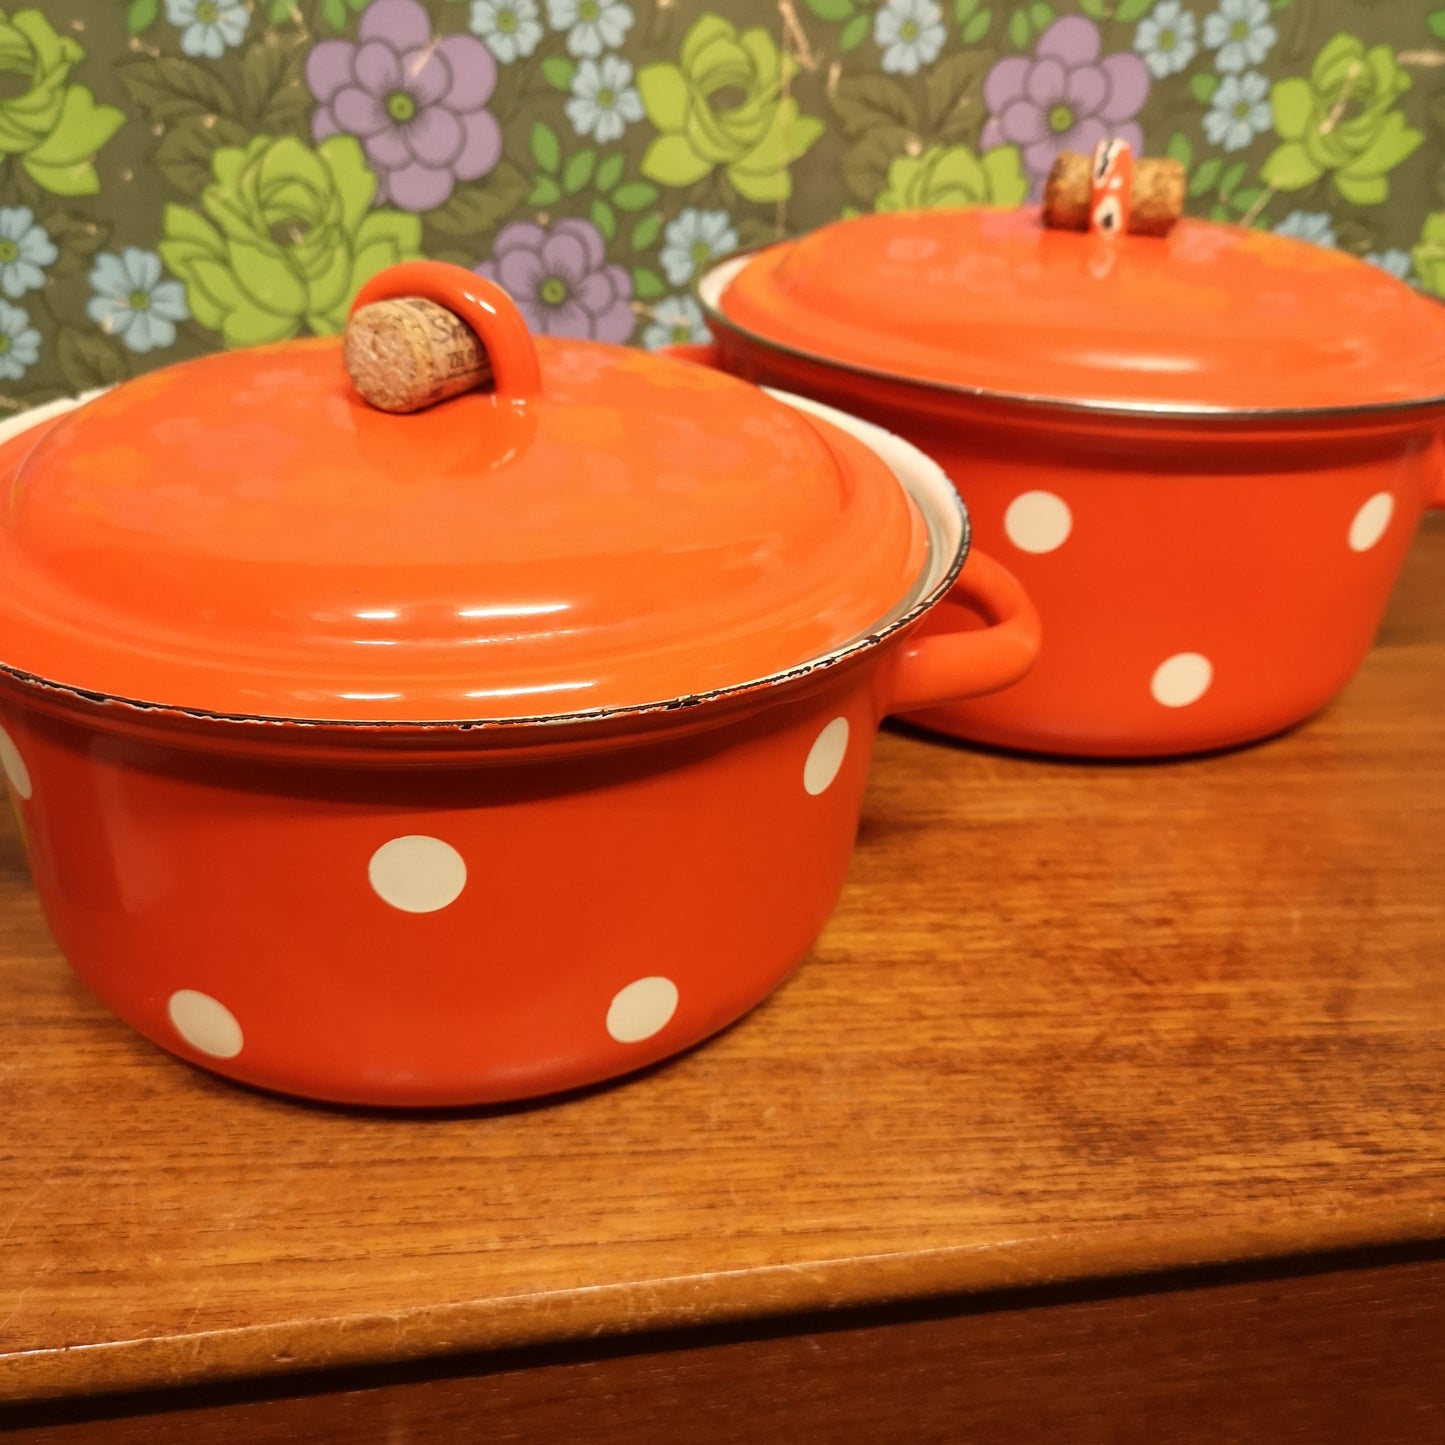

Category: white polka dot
[607, 976, 679, 1044]
[1004, 490, 1073, 554]
[1151, 652, 1213, 708]
[167, 990, 243, 1059]
[1349, 492, 1394, 552]
[368, 835, 467, 913]
[804, 717, 849, 796]
[0, 725, 31, 800]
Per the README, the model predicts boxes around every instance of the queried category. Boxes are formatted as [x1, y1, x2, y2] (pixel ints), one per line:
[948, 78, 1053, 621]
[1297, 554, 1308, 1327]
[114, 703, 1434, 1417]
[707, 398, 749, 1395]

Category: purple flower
[306, 0, 502, 212]
[981, 17, 1149, 192]
[476, 219, 635, 343]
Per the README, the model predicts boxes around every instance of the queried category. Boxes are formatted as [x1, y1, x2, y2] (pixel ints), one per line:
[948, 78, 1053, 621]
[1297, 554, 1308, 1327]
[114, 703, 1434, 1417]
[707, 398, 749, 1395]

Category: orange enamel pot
[0, 261, 1038, 1108]
[696, 209, 1445, 758]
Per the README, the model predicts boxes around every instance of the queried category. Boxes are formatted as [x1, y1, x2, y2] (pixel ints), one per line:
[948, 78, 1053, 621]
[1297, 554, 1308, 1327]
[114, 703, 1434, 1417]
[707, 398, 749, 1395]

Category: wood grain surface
[2, 516, 1442, 1409]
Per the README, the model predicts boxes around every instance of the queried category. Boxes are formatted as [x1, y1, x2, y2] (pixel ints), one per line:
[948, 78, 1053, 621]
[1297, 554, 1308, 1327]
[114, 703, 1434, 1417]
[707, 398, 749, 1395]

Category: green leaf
[127, 0, 159, 32]
[1430, 11, 1445, 40]
[962, 10, 992, 43]
[630, 211, 662, 251]
[1219, 161, 1247, 197]
[954, 0, 978, 17]
[1166, 131, 1193, 170]
[1208, 204, 1230, 221]
[612, 181, 659, 212]
[530, 121, 561, 175]
[1029, 2, 1053, 26]
[1079, 0, 1107, 16]
[39, 211, 112, 277]
[802, 0, 854, 19]
[924, 49, 994, 136]
[528, 175, 562, 206]
[596, 152, 625, 192]
[240, 38, 311, 131]
[840, 12, 870, 49]
[1269, 77, 1311, 140]
[323, 0, 347, 27]
[117, 56, 238, 124]
[1008, 9, 1030, 47]
[1115, 0, 1153, 18]
[1334, 171, 1388, 206]
[1228, 186, 1263, 212]
[632, 266, 665, 300]
[828, 75, 920, 137]
[1189, 73, 1219, 104]
[57, 328, 129, 393]
[1261, 140, 1322, 190]
[428, 160, 532, 236]
[153, 115, 250, 196]
[562, 149, 596, 195]
[542, 56, 576, 92]
[1188, 156, 1222, 197]
[268, 0, 295, 21]
[591, 198, 616, 242]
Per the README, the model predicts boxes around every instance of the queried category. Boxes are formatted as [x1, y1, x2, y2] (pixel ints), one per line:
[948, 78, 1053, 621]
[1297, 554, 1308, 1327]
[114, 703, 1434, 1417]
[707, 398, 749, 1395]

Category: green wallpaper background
[0, 0, 1441, 411]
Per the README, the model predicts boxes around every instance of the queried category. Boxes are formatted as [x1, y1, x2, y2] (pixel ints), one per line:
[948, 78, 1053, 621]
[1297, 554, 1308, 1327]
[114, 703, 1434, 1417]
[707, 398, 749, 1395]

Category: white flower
[164, 0, 249, 60]
[0, 300, 40, 382]
[1365, 249, 1413, 284]
[1203, 0, 1276, 74]
[546, 0, 633, 59]
[1135, 0, 1197, 78]
[86, 248, 190, 354]
[565, 54, 644, 144]
[470, 0, 543, 62]
[0, 207, 57, 301]
[643, 296, 708, 351]
[1202, 71, 1271, 151]
[874, 0, 945, 77]
[1273, 211, 1336, 250]
[659, 208, 738, 288]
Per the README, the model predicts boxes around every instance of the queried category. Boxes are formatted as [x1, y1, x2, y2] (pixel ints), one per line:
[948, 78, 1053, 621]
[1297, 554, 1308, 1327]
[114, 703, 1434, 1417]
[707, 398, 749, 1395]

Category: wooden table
[3, 518, 1443, 1443]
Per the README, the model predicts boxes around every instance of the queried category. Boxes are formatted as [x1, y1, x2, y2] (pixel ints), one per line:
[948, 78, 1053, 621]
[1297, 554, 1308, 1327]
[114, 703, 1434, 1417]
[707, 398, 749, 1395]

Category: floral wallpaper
[0, 0, 1441, 410]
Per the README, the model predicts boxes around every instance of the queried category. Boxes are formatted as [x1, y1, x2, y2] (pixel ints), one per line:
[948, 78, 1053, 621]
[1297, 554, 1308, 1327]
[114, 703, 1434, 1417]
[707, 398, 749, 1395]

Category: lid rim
[699, 249, 1445, 426]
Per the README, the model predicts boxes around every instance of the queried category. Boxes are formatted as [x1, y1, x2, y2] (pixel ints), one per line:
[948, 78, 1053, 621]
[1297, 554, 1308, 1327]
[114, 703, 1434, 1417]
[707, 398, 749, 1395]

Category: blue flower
[875, 0, 946, 77]
[86, 248, 189, 354]
[643, 295, 707, 351]
[470, 0, 544, 62]
[1203, 0, 1276, 74]
[546, 0, 633, 59]
[1365, 249, 1413, 284]
[164, 0, 249, 59]
[0, 300, 41, 382]
[1273, 210, 1336, 250]
[565, 54, 644, 143]
[659, 208, 738, 288]
[1135, 0, 1197, 79]
[0, 206, 56, 301]
[1202, 71, 1271, 151]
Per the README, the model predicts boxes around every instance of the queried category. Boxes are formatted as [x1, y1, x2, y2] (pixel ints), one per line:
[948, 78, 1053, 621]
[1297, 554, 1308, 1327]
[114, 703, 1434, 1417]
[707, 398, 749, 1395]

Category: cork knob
[346, 261, 542, 413]
[345, 298, 494, 414]
[1042, 148, 1185, 238]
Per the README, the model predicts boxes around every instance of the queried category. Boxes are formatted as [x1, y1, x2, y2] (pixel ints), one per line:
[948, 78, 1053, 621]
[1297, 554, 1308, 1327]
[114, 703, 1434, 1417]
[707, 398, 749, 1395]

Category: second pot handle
[880, 550, 1041, 716]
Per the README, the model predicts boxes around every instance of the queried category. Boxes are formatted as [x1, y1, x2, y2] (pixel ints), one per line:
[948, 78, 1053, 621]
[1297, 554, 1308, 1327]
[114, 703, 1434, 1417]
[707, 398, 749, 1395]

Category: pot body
[2, 671, 883, 1107]
[705, 336, 1443, 757]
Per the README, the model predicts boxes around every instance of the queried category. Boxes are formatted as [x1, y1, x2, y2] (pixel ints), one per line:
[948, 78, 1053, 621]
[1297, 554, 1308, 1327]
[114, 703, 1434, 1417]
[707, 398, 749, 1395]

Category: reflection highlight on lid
[457, 602, 571, 619]
[464, 680, 593, 700]
[354, 608, 400, 620]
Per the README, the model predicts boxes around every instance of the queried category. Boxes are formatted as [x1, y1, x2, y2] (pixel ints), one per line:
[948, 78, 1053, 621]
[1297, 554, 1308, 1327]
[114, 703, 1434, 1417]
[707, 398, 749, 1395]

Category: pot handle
[350, 261, 542, 402]
[880, 550, 1041, 716]
[658, 342, 725, 368]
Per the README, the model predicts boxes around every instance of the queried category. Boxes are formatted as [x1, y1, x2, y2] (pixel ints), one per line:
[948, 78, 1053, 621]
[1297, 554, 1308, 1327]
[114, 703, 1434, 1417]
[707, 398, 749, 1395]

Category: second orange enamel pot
[696, 209, 1445, 758]
[0, 261, 1037, 1107]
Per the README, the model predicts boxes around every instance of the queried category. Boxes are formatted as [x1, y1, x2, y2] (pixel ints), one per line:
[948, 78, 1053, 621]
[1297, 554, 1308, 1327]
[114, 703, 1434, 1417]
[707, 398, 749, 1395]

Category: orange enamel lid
[706, 207, 1445, 417]
[0, 263, 930, 726]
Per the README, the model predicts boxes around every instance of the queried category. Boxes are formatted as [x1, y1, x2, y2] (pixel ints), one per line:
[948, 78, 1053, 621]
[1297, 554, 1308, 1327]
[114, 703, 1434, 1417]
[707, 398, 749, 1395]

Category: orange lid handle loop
[351, 261, 542, 403]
